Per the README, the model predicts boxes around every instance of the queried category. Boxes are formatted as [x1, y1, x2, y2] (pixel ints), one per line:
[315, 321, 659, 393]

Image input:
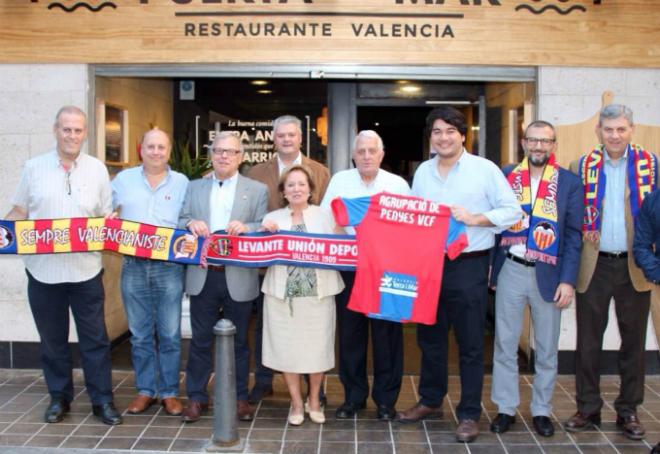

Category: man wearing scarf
[489, 121, 582, 437]
[565, 104, 658, 440]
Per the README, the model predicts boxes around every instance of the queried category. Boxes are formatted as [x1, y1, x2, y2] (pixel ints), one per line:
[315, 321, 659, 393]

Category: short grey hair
[524, 120, 556, 140]
[353, 130, 384, 152]
[599, 104, 634, 126]
[54, 105, 86, 128]
[211, 130, 244, 154]
[272, 115, 302, 135]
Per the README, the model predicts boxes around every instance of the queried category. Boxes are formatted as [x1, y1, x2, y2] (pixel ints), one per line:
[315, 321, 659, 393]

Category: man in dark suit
[178, 131, 268, 423]
[489, 120, 582, 437]
[566, 104, 657, 440]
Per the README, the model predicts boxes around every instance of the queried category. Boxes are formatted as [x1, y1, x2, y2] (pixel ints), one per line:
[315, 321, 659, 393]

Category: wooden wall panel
[1, 1, 658, 67]
[555, 92, 660, 168]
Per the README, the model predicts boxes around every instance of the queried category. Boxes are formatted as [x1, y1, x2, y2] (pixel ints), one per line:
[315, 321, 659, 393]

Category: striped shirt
[11, 150, 112, 284]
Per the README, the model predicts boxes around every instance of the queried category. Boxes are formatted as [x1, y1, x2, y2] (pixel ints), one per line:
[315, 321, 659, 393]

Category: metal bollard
[206, 318, 241, 451]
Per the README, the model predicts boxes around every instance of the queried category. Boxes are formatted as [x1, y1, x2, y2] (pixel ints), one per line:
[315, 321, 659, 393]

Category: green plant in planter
[168, 140, 211, 179]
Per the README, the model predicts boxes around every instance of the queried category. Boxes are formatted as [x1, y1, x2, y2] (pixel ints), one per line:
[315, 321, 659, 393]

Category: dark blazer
[178, 174, 268, 300]
[491, 164, 583, 302]
[633, 188, 660, 283]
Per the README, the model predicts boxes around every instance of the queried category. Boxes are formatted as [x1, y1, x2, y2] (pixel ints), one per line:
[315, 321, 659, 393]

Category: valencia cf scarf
[501, 154, 560, 265]
[579, 144, 657, 233]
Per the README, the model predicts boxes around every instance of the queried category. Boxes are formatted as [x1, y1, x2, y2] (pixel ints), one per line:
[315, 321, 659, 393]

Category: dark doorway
[357, 106, 429, 183]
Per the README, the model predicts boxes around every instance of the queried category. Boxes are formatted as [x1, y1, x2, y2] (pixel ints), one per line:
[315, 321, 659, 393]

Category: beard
[529, 153, 549, 167]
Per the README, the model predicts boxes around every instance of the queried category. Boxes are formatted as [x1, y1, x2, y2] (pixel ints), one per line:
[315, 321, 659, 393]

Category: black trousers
[575, 255, 650, 417]
[417, 254, 489, 421]
[337, 271, 403, 407]
[186, 270, 254, 403]
[27, 270, 113, 405]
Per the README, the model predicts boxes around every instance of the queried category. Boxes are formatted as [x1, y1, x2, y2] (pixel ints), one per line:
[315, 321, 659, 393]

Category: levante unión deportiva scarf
[501, 154, 560, 265]
[579, 143, 657, 233]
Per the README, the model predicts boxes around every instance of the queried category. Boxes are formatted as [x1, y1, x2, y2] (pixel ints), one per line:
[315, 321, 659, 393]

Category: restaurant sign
[2, 0, 658, 67]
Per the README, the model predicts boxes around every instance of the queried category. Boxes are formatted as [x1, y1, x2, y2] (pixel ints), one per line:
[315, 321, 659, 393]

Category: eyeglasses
[524, 138, 556, 146]
[211, 148, 241, 156]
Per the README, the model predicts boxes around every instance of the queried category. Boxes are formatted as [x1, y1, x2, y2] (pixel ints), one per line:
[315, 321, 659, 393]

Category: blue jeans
[121, 257, 184, 399]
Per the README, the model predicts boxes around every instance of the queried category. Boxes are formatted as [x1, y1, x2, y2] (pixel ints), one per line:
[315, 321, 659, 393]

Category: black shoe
[92, 402, 123, 426]
[248, 384, 273, 404]
[335, 401, 366, 419]
[45, 399, 70, 423]
[490, 413, 515, 434]
[651, 442, 660, 454]
[533, 416, 555, 437]
[377, 404, 396, 421]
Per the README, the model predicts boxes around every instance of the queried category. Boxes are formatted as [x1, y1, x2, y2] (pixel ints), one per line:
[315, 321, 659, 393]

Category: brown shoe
[564, 411, 601, 432]
[161, 397, 183, 416]
[237, 400, 254, 422]
[396, 403, 442, 423]
[127, 395, 156, 414]
[456, 419, 479, 443]
[616, 413, 645, 440]
[181, 401, 209, 423]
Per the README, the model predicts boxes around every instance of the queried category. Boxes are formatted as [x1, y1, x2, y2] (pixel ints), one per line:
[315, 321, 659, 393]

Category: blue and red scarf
[501, 154, 560, 265]
[579, 144, 657, 233]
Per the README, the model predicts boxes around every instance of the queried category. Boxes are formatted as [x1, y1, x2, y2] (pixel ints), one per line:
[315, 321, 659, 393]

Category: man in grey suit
[178, 131, 268, 423]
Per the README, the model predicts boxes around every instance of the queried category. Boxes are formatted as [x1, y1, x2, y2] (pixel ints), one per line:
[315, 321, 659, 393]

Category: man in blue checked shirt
[111, 128, 189, 417]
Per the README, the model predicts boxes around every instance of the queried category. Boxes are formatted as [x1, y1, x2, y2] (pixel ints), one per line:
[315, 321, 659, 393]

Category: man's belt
[506, 251, 536, 267]
[450, 249, 489, 260]
[598, 251, 628, 259]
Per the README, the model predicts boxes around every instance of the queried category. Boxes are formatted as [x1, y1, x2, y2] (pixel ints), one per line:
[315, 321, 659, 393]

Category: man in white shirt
[321, 130, 410, 420]
[397, 107, 521, 443]
[5, 106, 121, 426]
[178, 131, 268, 423]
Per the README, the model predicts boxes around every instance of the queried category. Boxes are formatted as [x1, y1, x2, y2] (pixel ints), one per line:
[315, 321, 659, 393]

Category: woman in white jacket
[260, 164, 344, 426]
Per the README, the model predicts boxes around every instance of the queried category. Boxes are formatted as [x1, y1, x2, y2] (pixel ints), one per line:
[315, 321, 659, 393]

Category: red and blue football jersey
[332, 191, 468, 325]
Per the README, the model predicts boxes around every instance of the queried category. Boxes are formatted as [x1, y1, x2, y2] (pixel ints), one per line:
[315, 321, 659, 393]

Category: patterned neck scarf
[501, 154, 560, 265]
[579, 144, 657, 233]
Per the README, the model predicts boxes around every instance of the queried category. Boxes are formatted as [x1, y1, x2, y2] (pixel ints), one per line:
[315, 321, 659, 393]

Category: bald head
[142, 128, 171, 149]
[141, 128, 172, 173]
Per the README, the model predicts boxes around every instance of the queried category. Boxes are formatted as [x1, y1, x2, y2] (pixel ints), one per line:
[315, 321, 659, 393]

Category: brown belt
[207, 264, 226, 272]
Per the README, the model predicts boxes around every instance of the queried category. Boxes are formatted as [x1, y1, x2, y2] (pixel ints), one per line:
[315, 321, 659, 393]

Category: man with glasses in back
[489, 121, 582, 437]
[178, 131, 268, 423]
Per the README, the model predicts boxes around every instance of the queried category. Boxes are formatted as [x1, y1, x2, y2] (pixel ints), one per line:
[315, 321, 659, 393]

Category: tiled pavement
[0, 370, 659, 453]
